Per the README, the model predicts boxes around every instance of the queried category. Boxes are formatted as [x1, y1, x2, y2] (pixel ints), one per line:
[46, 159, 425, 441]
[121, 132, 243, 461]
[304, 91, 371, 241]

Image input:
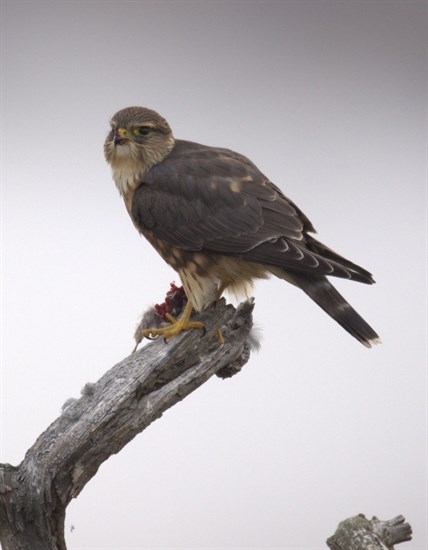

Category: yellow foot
[215, 328, 224, 344]
[142, 316, 205, 341]
[142, 301, 205, 341]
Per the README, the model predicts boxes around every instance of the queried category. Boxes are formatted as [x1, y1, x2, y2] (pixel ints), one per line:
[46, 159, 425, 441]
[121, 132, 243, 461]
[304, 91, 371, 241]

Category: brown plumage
[104, 106, 380, 347]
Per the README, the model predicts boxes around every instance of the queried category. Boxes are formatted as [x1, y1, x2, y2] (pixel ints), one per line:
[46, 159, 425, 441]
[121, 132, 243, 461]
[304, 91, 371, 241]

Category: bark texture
[0, 298, 413, 549]
[327, 514, 412, 549]
[0, 299, 254, 550]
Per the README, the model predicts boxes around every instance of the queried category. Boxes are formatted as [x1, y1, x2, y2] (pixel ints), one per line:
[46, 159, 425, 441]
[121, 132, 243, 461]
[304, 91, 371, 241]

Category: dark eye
[136, 126, 151, 136]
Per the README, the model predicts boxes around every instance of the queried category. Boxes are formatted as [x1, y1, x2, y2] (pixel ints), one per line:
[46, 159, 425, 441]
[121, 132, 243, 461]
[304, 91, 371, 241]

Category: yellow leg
[142, 301, 205, 341]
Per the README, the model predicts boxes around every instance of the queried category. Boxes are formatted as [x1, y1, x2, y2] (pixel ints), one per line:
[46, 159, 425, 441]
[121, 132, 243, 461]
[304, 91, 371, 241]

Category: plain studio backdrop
[1, 1, 426, 549]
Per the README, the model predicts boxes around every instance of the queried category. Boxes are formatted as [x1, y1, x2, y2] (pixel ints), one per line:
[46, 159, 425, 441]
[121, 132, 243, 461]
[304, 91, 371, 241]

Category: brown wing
[131, 139, 373, 283]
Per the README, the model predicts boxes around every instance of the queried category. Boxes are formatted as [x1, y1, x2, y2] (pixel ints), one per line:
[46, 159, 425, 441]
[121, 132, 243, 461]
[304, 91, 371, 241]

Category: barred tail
[277, 271, 381, 347]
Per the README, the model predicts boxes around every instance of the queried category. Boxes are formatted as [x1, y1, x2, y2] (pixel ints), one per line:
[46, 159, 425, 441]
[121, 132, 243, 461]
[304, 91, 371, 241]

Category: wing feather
[131, 139, 373, 283]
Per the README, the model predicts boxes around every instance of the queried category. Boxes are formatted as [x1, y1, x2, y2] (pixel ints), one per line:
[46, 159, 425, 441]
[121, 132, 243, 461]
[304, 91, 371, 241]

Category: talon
[141, 302, 205, 341]
[215, 328, 224, 344]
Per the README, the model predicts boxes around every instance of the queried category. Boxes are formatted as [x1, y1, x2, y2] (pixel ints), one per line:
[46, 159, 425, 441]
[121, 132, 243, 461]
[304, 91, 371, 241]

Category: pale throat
[110, 148, 146, 198]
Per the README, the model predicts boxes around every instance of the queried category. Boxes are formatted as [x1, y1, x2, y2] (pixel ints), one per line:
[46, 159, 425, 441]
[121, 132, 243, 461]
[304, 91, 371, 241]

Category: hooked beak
[113, 127, 129, 146]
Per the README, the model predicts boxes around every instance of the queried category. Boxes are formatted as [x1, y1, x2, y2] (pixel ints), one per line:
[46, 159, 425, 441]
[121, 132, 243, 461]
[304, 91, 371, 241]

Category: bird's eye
[135, 126, 151, 136]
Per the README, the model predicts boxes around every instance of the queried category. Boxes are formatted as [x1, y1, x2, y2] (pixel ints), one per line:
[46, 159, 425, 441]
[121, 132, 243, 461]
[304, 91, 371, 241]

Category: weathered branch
[327, 514, 412, 549]
[0, 297, 413, 549]
[0, 299, 254, 550]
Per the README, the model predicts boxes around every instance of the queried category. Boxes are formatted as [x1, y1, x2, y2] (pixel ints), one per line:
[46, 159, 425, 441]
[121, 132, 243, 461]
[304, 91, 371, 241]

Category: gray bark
[327, 514, 412, 549]
[0, 298, 413, 549]
[0, 299, 254, 550]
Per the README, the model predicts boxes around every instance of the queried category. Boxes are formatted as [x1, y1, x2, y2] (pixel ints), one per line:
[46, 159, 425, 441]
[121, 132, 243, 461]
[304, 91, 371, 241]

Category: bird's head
[104, 106, 175, 196]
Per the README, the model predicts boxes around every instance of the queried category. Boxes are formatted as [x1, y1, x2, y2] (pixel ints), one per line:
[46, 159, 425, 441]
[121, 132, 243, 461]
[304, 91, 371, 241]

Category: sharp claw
[215, 328, 224, 344]
[139, 302, 204, 341]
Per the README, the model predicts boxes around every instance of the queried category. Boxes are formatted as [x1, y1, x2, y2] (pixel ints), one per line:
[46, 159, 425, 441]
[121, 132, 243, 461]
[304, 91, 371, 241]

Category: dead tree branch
[327, 514, 412, 549]
[0, 299, 254, 550]
[0, 298, 413, 549]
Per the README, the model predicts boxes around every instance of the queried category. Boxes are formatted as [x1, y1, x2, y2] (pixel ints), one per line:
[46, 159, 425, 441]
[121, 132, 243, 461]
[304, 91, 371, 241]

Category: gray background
[1, 1, 426, 548]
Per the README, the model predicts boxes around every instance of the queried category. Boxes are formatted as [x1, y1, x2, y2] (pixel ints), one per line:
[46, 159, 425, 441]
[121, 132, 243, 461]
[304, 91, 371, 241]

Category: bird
[104, 106, 380, 347]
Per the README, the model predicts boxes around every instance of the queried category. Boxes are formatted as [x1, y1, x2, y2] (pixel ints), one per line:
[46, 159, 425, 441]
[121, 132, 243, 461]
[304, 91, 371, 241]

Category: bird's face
[104, 106, 175, 195]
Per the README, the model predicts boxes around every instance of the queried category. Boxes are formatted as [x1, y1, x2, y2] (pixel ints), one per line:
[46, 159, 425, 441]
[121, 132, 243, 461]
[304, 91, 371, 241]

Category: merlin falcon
[104, 106, 380, 347]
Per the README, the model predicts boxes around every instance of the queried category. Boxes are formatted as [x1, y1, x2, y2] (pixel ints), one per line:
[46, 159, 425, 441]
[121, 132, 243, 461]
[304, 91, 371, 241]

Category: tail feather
[305, 235, 375, 284]
[277, 271, 380, 347]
